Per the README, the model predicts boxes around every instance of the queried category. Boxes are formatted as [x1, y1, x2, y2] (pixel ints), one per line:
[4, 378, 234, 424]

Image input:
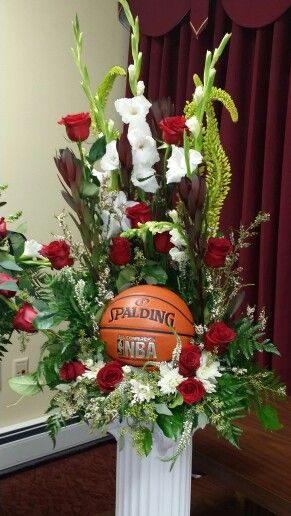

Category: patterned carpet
[0, 441, 238, 515]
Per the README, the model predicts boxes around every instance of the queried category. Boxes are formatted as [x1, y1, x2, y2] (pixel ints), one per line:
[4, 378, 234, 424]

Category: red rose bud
[41, 240, 74, 270]
[204, 321, 236, 354]
[177, 378, 205, 405]
[126, 202, 152, 229]
[58, 112, 91, 142]
[178, 344, 201, 377]
[13, 303, 38, 333]
[110, 237, 132, 266]
[54, 148, 81, 188]
[96, 361, 123, 393]
[0, 217, 7, 240]
[159, 116, 188, 145]
[204, 237, 233, 268]
[0, 273, 18, 298]
[154, 232, 174, 254]
[60, 361, 86, 381]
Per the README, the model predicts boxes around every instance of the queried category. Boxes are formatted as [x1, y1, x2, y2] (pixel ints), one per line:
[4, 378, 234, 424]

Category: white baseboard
[0, 418, 107, 473]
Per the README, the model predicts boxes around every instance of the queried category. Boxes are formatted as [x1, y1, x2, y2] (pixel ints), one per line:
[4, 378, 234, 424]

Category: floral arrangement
[1, 0, 285, 464]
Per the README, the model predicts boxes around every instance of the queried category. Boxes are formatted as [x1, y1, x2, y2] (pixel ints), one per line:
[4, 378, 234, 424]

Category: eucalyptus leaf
[9, 374, 41, 396]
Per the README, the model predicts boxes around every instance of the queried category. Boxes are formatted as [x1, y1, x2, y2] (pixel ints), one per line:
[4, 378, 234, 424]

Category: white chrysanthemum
[100, 140, 119, 172]
[196, 351, 221, 393]
[22, 239, 43, 259]
[80, 360, 105, 381]
[169, 247, 188, 264]
[129, 379, 155, 404]
[128, 129, 159, 167]
[169, 228, 187, 248]
[131, 166, 159, 193]
[166, 146, 202, 184]
[115, 95, 151, 125]
[185, 116, 200, 137]
[158, 363, 184, 395]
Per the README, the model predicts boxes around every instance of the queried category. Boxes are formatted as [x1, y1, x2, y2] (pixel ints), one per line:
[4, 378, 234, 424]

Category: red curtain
[125, 1, 291, 388]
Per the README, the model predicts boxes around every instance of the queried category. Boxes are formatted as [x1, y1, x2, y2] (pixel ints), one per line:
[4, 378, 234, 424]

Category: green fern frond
[202, 103, 232, 236]
[209, 87, 238, 122]
[96, 66, 126, 111]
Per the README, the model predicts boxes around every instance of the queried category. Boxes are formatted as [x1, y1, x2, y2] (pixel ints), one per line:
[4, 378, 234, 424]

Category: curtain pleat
[126, 2, 291, 389]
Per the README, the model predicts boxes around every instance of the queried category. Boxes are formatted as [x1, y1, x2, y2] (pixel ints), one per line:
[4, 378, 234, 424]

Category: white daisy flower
[196, 351, 221, 393]
[158, 363, 184, 395]
[129, 379, 155, 404]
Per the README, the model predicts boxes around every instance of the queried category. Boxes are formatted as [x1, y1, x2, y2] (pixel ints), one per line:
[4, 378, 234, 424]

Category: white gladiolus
[100, 191, 138, 239]
[166, 145, 202, 184]
[128, 63, 135, 78]
[194, 85, 203, 104]
[131, 168, 159, 193]
[136, 80, 145, 96]
[158, 363, 184, 395]
[100, 140, 120, 172]
[22, 239, 43, 259]
[196, 351, 222, 393]
[128, 129, 159, 167]
[185, 115, 200, 137]
[115, 95, 151, 125]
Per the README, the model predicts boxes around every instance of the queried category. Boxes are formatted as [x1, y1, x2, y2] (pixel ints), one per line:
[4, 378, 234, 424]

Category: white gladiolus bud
[136, 80, 145, 96]
[168, 210, 179, 223]
[194, 85, 203, 104]
[185, 116, 200, 138]
[128, 64, 135, 79]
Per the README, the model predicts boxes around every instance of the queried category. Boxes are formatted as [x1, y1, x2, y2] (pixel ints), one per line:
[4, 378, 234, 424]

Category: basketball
[99, 285, 195, 367]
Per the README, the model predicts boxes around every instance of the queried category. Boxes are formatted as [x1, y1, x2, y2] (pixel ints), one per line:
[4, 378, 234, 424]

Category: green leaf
[157, 412, 184, 440]
[116, 265, 136, 292]
[88, 136, 106, 164]
[141, 427, 153, 457]
[80, 181, 98, 197]
[0, 281, 18, 292]
[34, 311, 64, 330]
[9, 374, 41, 396]
[155, 403, 173, 416]
[142, 263, 167, 285]
[256, 404, 283, 431]
[7, 230, 26, 259]
[168, 393, 184, 409]
[0, 260, 23, 272]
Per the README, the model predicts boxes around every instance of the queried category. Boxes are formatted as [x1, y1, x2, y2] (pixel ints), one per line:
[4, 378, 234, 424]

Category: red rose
[204, 321, 236, 353]
[41, 240, 74, 270]
[58, 112, 91, 142]
[159, 116, 188, 145]
[0, 217, 7, 240]
[154, 232, 174, 254]
[204, 237, 233, 268]
[177, 378, 205, 405]
[178, 344, 201, 377]
[60, 361, 86, 381]
[110, 237, 132, 266]
[0, 273, 18, 298]
[96, 361, 123, 393]
[13, 303, 38, 333]
[126, 203, 152, 229]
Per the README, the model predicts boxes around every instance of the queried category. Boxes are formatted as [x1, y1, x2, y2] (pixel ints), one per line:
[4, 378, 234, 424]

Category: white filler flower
[158, 363, 184, 395]
[196, 351, 222, 393]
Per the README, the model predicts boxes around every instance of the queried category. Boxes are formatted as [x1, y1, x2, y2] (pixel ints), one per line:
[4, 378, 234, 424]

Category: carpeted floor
[0, 441, 239, 515]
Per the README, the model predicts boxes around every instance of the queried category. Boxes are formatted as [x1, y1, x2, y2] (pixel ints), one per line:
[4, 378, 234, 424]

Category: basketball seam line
[108, 294, 193, 325]
[100, 326, 193, 338]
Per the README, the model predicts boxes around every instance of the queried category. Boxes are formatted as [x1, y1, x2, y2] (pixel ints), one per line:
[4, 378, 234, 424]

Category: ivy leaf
[9, 374, 41, 396]
[142, 263, 167, 285]
[256, 404, 283, 431]
[141, 427, 153, 457]
[116, 265, 136, 292]
[157, 412, 184, 440]
[88, 136, 106, 164]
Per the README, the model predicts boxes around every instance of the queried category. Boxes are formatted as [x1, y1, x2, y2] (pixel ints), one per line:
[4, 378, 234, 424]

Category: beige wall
[0, 0, 128, 427]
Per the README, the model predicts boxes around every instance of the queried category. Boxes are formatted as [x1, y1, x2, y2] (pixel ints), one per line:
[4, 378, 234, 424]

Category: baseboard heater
[0, 417, 113, 477]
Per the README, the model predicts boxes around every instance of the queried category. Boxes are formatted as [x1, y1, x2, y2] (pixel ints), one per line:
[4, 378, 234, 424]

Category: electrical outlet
[13, 357, 29, 376]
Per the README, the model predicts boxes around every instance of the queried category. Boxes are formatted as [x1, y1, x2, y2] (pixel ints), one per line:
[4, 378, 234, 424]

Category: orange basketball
[99, 285, 195, 367]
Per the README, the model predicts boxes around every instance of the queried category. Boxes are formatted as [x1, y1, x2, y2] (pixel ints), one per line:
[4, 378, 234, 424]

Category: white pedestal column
[110, 425, 192, 516]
